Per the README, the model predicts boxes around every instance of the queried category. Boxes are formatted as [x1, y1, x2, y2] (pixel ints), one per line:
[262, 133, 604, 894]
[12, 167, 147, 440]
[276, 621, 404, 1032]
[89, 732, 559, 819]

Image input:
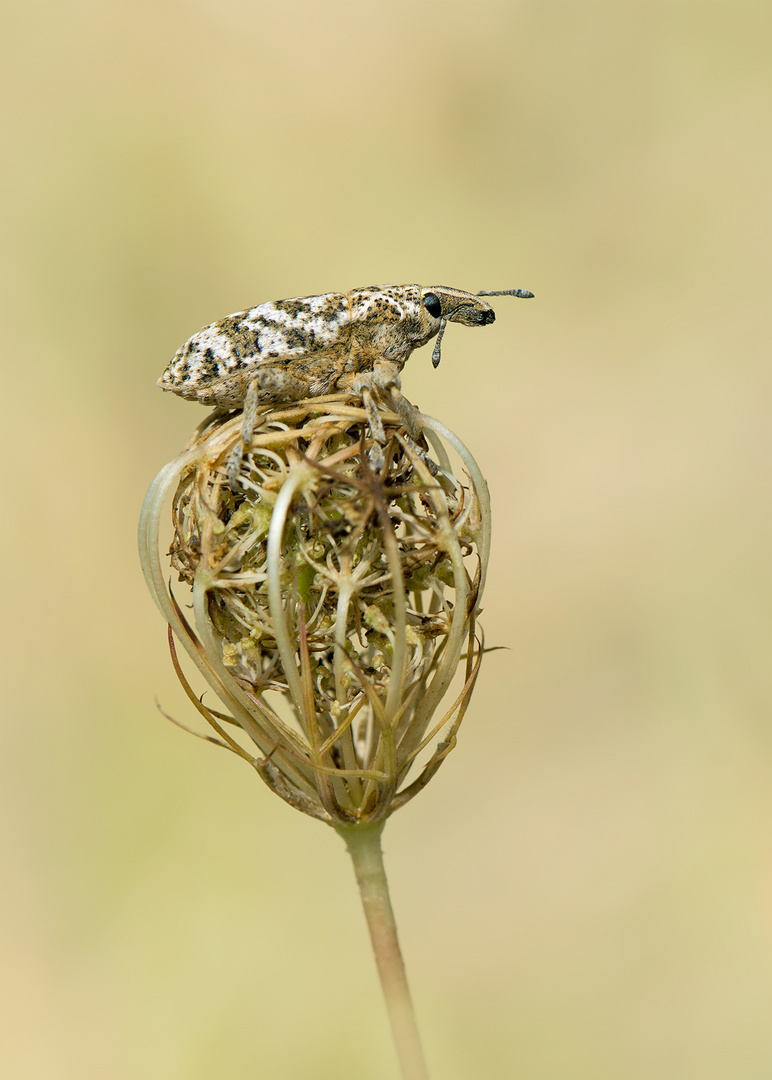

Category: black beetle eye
[422, 292, 442, 318]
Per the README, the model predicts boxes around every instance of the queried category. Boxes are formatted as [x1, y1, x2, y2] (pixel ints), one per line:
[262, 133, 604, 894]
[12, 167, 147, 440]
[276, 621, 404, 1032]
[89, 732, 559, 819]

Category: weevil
[158, 283, 533, 477]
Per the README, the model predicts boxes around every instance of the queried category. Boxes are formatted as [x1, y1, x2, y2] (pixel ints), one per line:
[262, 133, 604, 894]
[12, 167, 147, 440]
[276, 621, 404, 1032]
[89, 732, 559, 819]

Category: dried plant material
[139, 392, 491, 825]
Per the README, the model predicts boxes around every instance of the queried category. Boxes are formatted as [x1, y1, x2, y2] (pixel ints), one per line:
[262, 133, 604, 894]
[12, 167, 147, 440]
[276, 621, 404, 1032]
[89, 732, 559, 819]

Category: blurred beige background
[1, 2, 769, 1078]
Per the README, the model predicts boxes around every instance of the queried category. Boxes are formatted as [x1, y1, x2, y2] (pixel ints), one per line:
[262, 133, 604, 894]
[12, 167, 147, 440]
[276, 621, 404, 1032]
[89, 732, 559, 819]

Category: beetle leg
[226, 376, 262, 485]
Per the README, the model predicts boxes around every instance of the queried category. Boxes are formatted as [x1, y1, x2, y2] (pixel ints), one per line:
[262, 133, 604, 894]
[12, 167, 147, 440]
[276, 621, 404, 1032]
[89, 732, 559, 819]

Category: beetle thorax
[348, 285, 434, 364]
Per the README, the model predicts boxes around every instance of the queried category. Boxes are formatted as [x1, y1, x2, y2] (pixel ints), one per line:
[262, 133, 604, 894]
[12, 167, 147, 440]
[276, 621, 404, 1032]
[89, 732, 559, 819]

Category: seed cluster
[157, 395, 488, 823]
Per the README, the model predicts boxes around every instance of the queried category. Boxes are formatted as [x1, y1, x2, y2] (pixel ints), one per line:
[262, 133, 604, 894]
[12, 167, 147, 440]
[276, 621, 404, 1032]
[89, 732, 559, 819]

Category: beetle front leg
[353, 361, 422, 442]
[387, 384, 422, 441]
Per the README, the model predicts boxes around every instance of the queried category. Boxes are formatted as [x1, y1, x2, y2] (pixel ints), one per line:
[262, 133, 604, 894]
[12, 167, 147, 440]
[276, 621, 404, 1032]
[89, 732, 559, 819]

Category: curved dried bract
[139, 393, 490, 824]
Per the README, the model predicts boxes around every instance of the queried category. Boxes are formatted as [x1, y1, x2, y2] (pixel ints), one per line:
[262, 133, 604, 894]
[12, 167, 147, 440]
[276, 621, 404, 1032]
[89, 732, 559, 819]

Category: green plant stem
[337, 821, 430, 1080]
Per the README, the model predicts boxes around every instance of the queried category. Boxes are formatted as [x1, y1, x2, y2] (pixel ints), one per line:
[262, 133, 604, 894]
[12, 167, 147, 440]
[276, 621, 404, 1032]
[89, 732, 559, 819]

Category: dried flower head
[139, 392, 490, 825]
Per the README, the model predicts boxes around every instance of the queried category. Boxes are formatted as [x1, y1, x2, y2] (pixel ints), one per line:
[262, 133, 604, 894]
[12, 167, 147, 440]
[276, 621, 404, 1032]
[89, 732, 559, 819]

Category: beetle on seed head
[158, 283, 533, 480]
[159, 284, 533, 407]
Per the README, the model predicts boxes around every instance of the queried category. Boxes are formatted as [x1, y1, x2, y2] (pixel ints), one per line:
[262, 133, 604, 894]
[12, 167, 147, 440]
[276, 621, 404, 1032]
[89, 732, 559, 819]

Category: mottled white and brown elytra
[158, 284, 534, 409]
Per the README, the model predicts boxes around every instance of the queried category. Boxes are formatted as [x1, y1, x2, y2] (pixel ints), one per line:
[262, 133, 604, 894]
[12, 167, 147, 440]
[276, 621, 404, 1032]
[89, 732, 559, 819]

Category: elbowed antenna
[477, 289, 535, 298]
[431, 318, 448, 368]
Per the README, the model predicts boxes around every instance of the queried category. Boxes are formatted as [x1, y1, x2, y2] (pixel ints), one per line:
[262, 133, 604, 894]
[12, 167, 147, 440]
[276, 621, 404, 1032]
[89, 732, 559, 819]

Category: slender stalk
[336, 822, 430, 1080]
